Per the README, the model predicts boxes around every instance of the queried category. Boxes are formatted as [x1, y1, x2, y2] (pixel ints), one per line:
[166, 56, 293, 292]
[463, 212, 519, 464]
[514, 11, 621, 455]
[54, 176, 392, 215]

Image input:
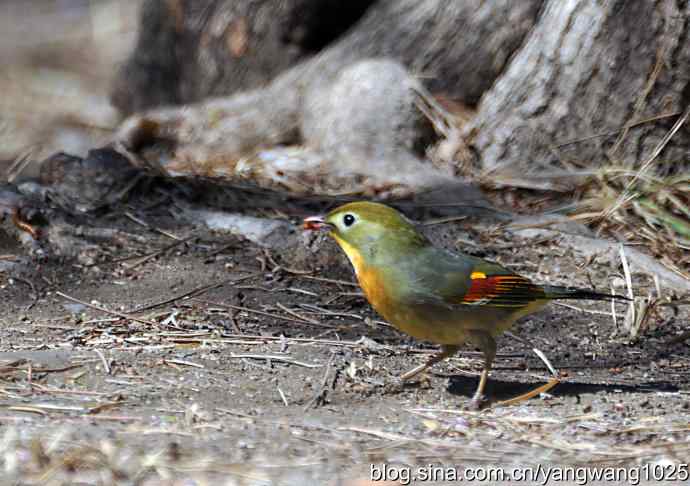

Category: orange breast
[357, 265, 393, 315]
[332, 234, 396, 315]
[357, 264, 455, 342]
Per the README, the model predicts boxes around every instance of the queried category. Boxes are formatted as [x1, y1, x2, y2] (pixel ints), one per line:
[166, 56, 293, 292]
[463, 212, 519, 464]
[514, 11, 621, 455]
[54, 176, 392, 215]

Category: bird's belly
[358, 272, 463, 343]
[393, 312, 473, 344]
[357, 265, 545, 345]
[381, 303, 541, 345]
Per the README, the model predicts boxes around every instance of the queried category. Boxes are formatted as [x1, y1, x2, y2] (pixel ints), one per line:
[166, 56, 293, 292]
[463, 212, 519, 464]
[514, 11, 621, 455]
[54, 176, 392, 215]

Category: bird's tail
[542, 285, 630, 302]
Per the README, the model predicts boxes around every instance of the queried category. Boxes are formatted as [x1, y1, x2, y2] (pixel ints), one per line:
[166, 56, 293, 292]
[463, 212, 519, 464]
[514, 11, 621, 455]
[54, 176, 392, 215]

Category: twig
[56, 291, 158, 326]
[124, 211, 181, 240]
[297, 303, 364, 321]
[261, 250, 313, 275]
[276, 302, 320, 325]
[495, 377, 560, 407]
[81, 415, 142, 422]
[554, 111, 682, 148]
[227, 354, 321, 369]
[164, 359, 205, 369]
[5, 147, 36, 182]
[607, 105, 690, 218]
[505, 331, 558, 377]
[278, 387, 289, 407]
[421, 216, 467, 226]
[299, 275, 359, 287]
[610, 284, 618, 329]
[194, 299, 335, 329]
[609, 47, 667, 157]
[10, 275, 38, 310]
[30, 384, 108, 396]
[631, 104, 689, 185]
[618, 245, 636, 335]
[667, 330, 690, 345]
[284, 287, 319, 297]
[653, 274, 662, 299]
[123, 235, 196, 269]
[553, 302, 614, 317]
[166, 334, 523, 360]
[338, 426, 414, 442]
[93, 349, 111, 375]
[127, 273, 259, 313]
[0, 363, 84, 374]
[304, 353, 336, 410]
[7, 406, 47, 416]
[206, 241, 239, 257]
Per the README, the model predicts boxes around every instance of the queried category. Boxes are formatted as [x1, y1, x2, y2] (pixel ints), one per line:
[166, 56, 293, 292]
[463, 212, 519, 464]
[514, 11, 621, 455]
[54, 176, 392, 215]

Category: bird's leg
[468, 332, 496, 409]
[400, 344, 459, 381]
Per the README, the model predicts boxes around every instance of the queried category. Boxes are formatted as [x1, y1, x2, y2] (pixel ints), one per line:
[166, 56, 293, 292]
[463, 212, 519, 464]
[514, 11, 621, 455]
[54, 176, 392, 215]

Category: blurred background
[0, 0, 143, 174]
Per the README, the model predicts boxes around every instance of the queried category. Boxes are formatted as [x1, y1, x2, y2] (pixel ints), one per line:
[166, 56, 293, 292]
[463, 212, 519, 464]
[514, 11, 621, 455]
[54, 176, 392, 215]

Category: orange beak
[303, 215, 332, 231]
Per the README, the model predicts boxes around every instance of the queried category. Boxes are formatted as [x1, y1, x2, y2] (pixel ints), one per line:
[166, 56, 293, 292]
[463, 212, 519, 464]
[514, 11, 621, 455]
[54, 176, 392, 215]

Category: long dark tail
[543, 285, 631, 302]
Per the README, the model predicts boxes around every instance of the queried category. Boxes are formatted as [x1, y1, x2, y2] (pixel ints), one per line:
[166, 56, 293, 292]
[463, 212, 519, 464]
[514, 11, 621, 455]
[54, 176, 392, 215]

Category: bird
[303, 201, 629, 407]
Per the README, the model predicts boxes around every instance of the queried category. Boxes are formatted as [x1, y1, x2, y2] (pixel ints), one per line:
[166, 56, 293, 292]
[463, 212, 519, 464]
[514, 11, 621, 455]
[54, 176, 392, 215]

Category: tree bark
[111, 0, 345, 113]
[114, 0, 542, 196]
[112, 0, 688, 196]
[466, 0, 690, 180]
[112, 0, 543, 114]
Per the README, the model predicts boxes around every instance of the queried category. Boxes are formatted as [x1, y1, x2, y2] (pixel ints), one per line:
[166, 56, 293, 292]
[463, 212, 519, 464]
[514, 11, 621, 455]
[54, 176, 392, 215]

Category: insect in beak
[303, 215, 332, 231]
[11, 208, 40, 239]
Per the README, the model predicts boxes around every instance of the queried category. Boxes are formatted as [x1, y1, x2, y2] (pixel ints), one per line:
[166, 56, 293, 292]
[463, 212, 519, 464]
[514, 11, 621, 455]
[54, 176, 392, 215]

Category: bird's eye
[343, 214, 356, 227]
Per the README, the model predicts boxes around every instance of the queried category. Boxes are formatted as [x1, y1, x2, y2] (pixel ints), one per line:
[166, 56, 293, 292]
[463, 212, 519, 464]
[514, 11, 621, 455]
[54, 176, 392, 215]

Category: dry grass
[571, 105, 689, 281]
[3, 405, 690, 484]
[578, 167, 688, 249]
[472, 107, 690, 285]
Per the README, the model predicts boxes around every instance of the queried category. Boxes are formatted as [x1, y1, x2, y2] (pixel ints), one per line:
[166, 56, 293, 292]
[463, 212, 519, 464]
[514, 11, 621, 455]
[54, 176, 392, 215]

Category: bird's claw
[383, 376, 407, 394]
[467, 394, 488, 411]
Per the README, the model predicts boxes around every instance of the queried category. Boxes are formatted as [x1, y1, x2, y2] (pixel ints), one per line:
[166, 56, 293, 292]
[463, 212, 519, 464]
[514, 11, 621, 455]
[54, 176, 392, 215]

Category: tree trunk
[112, 0, 543, 114]
[111, 0, 346, 113]
[113, 0, 542, 197]
[111, 0, 688, 197]
[466, 0, 690, 180]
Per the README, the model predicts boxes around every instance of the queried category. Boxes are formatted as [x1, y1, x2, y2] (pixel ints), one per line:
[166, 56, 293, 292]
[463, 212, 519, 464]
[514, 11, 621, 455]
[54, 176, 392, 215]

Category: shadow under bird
[304, 201, 629, 407]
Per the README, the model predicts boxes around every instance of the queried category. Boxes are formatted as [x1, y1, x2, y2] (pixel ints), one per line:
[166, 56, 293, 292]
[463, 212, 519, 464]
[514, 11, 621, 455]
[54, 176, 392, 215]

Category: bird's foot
[466, 394, 488, 411]
[384, 373, 433, 395]
[383, 376, 407, 394]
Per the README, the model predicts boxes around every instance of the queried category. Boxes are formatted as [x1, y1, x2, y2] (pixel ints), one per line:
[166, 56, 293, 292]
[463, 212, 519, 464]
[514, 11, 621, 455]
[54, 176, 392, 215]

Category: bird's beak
[303, 215, 332, 231]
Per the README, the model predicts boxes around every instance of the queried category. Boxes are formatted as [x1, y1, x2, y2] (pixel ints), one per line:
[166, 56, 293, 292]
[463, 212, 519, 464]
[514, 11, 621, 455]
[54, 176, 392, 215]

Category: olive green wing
[400, 248, 546, 309]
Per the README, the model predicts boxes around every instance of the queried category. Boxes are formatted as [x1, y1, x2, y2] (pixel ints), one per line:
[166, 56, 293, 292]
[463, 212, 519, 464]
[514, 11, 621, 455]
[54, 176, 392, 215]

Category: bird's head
[303, 202, 428, 265]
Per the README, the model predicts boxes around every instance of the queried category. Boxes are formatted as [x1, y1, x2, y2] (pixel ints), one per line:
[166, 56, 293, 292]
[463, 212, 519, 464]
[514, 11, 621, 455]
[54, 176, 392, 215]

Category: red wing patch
[461, 274, 545, 307]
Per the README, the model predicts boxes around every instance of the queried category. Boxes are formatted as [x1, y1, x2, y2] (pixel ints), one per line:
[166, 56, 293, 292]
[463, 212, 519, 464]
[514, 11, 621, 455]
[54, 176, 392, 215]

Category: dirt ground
[1, 2, 690, 485]
[1, 202, 690, 485]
